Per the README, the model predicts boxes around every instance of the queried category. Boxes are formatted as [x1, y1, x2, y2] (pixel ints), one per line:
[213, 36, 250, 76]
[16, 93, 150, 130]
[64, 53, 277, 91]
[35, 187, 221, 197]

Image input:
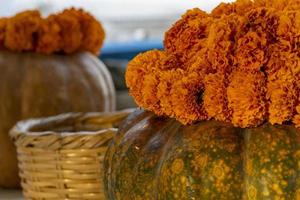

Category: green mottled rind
[104, 110, 300, 200]
[158, 121, 243, 200]
[244, 123, 300, 200]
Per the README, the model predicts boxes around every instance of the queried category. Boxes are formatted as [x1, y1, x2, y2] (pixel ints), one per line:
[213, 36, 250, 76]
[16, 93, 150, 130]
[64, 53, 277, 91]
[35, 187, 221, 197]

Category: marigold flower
[54, 10, 83, 54]
[211, 3, 236, 17]
[204, 73, 231, 122]
[157, 69, 184, 117]
[235, 31, 267, 71]
[59, 8, 105, 54]
[5, 11, 41, 51]
[126, 0, 300, 127]
[36, 16, 61, 54]
[267, 68, 298, 124]
[170, 72, 207, 124]
[126, 50, 166, 109]
[227, 70, 267, 127]
[164, 8, 212, 63]
[141, 73, 161, 113]
[207, 15, 240, 73]
[212, 0, 255, 17]
[293, 104, 300, 128]
[0, 18, 7, 48]
[0, 8, 105, 54]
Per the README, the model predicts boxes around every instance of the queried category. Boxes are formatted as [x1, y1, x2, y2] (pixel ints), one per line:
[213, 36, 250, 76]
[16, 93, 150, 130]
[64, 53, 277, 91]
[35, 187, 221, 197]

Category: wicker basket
[10, 110, 132, 200]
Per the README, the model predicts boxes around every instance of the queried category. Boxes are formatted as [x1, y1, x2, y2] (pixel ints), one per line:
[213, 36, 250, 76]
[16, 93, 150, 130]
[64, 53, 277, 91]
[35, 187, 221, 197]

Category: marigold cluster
[126, 0, 300, 128]
[0, 8, 105, 54]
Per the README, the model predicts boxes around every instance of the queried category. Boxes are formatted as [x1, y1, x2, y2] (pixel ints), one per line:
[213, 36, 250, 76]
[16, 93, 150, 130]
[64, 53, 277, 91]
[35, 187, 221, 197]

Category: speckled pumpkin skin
[104, 110, 300, 200]
[0, 50, 115, 188]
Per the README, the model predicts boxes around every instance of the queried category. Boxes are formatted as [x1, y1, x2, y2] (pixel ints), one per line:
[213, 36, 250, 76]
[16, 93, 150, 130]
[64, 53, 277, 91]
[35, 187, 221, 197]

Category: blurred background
[0, 0, 234, 110]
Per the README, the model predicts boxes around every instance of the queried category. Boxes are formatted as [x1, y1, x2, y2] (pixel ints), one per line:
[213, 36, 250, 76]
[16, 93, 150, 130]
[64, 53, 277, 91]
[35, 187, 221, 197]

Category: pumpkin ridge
[84, 52, 116, 111]
[105, 110, 300, 199]
[242, 123, 300, 199]
[133, 119, 180, 199]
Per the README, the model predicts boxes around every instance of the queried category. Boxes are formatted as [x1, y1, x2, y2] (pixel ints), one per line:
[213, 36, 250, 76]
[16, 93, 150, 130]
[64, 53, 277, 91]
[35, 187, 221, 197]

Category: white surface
[0, 189, 23, 200]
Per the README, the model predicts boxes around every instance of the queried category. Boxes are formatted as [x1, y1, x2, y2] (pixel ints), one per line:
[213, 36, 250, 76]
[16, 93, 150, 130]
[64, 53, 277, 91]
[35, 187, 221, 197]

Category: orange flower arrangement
[0, 8, 105, 54]
[126, 0, 300, 128]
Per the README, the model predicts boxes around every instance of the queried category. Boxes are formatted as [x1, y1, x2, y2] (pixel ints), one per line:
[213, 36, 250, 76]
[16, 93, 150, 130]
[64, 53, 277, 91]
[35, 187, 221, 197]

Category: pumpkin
[105, 0, 300, 198]
[0, 50, 115, 188]
[104, 109, 300, 199]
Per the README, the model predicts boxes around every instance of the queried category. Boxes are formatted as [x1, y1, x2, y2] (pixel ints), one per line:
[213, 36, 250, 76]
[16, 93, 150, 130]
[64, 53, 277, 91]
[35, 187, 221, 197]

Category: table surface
[0, 189, 23, 200]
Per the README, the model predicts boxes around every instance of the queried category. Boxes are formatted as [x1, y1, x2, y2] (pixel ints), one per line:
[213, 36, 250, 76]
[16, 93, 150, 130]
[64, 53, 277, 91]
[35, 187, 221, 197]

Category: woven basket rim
[10, 108, 134, 139]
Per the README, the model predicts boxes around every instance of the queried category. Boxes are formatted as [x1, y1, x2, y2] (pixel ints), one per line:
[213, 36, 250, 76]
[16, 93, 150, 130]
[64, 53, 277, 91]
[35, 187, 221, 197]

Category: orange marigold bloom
[207, 15, 240, 73]
[227, 70, 267, 127]
[212, 0, 254, 17]
[211, 3, 236, 17]
[126, 50, 166, 109]
[164, 8, 212, 62]
[141, 73, 161, 113]
[234, 0, 255, 15]
[126, 0, 300, 127]
[265, 41, 292, 75]
[185, 43, 212, 76]
[36, 15, 61, 54]
[59, 8, 105, 54]
[0, 8, 104, 54]
[254, 0, 290, 10]
[204, 72, 231, 122]
[157, 69, 184, 117]
[5, 11, 42, 51]
[285, 0, 300, 11]
[0, 18, 7, 48]
[267, 67, 298, 124]
[170, 72, 207, 124]
[293, 104, 300, 128]
[54, 10, 83, 54]
[80, 13, 105, 55]
[235, 31, 267, 71]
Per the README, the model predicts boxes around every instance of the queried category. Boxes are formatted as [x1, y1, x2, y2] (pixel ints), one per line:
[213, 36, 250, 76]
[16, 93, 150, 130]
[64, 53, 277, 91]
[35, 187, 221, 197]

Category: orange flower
[54, 9, 83, 54]
[141, 73, 161, 113]
[211, 2, 236, 17]
[293, 104, 300, 128]
[0, 18, 7, 48]
[267, 67, 298, 124]
[164, 8, 212, 63]
[36, 15, 61, 54]
[157, 69, 184, 117]
[227, 70, 267, 127]
[126, 50, 166, 110]
[207, 15, 240, 73]
[0, 8, 105, 54]
[235, 31, 267, 71]
[126, 0, 300, 127]
[170, 72, 207, 124]
[204, 72, 231, 122]
[5, 11, 42, 51]
[58, 8, 105, 54]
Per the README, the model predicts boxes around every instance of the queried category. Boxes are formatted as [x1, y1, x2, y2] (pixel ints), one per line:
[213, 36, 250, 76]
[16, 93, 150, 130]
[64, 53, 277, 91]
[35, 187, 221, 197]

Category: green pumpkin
[104, 109, 300, 200]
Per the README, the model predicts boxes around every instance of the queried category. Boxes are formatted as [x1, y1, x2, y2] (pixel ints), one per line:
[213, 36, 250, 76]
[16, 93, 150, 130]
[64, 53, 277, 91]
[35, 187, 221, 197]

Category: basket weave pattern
[10, 111, 131, 200]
